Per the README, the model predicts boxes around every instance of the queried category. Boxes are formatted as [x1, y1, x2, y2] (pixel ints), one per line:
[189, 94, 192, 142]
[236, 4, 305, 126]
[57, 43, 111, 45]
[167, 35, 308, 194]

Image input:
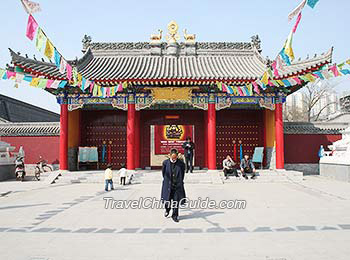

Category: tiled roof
[0, 94, 60, 122]
[284, 122, 347, 134]
[9, 39, 332, 86]
[0, 122, 60, 136]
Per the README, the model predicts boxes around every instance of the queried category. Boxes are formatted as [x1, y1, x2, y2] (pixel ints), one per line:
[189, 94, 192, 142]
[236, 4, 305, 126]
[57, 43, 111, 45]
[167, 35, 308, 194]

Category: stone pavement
[0, 173, 349, 260]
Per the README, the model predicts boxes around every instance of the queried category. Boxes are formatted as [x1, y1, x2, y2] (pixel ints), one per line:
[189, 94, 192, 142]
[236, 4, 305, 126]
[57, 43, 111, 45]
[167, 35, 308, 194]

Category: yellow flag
[110, 87, 115, 96]
[44, 39, 54, 59]
[261, 71, 269, 85]
[122, 81, 128, 89]
[29, 77, 40, 87]
[284, 31, 295, 61]
[304, 73, 316, 82]
[346, 59, 350, 65]
[98, 86, 103, 96]
[276, 80, 284, 86]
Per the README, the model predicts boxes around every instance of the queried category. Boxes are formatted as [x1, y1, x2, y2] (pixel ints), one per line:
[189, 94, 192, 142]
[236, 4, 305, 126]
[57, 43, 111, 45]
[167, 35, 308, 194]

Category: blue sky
[0, 0, 349, 113]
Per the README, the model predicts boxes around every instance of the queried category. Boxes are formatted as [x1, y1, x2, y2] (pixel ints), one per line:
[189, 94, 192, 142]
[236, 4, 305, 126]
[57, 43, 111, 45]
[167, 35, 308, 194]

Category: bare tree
[302, 79, 339, 122]
[283, 105, 307, 122]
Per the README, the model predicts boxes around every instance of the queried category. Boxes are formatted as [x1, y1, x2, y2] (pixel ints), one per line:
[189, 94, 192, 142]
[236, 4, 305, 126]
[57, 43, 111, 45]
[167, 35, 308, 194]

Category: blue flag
[54, 49, 61, 68]
[101, 144, 106, 163]
[307, 0, 319, 8]
[240, 144, 243, 161]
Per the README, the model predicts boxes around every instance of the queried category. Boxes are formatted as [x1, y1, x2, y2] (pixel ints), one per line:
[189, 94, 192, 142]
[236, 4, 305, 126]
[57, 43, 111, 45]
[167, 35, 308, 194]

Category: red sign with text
[154, 125, 194, 155]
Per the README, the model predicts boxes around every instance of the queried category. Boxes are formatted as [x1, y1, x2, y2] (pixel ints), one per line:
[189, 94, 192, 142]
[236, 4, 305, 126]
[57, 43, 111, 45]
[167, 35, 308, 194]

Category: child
[104, 164, 114, 191]
[119, 163, 127, 185]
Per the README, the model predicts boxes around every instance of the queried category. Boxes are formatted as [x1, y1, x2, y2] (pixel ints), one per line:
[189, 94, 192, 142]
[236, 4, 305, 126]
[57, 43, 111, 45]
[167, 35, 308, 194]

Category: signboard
[154, 125, 194, 155]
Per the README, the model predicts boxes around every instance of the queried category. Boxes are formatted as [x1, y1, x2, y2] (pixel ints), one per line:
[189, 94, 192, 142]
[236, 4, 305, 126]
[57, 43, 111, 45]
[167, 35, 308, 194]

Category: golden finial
[166, 21, 180, 44]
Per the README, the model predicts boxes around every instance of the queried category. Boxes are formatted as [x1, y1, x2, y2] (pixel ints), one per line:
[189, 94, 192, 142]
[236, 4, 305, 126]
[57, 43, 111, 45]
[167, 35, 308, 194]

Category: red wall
[284, 134, 342, 163]
[0, 133, 342, 167]
[0, 136, 60, 164]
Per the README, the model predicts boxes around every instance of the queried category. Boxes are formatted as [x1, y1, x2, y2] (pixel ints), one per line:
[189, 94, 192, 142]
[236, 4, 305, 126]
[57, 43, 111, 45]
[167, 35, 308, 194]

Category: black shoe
[164, 211, 170, 218]
[244, 176, 248, 180]
[251, 175, 256, 180]
[172, 215, 179, 222]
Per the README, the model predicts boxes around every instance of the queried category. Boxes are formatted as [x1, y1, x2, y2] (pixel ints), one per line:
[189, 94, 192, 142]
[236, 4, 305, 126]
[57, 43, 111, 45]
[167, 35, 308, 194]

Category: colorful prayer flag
[58, 80, 67, 88]
[279, 49, 291, 66]
[261, 71, 269, 85]
[46, 79, 54, 88]
[21, 0, 41, 14]
[288, 0, 306, 21]
[66, 63, 72, 81]
[6, 71, 16, 79]
[54, 49, 61, 68]
[23, 75, 33, 82]
[0, 69, 6, 79]
[50, 80, 60, 89]
[304, 73, 316, 82]
[307, 0, 319, 9]
[35, 28, 46, 52]
[15, 73, 25, 84]
[26, 15, 38, 41]
[227, 85, 234, 94]
[237, 86, 244, 96]
[110, 86, 115, 96]
[284, 31, 295, 61]
[117, 83, 123, 92]
[29, 77, 39, 87]
[59, 58, 67, 74]
[92, 84, 98, 96]
[252, 81, 260, 94]
[329, 65, 340, 77]
[38, 78, 48, 89]
[292, 12, 302, 33]
[44, 39, 54, 59]
[340, 69, 350, 75]
[222, 83, 228, 93]
[282, 80, 291, 87]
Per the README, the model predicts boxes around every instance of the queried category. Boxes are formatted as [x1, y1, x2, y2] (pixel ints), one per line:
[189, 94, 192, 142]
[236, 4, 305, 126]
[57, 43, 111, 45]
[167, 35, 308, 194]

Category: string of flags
[251, 0, 322, 92]
[216, 57, 350, 96]
[23, 0, 88, 90]
[0, 66, 128, 97]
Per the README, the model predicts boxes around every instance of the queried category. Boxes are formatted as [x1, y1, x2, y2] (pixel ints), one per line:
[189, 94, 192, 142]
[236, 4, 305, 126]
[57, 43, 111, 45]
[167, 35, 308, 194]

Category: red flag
[233, 143, 237, 162]
[292, 12, 302, 33]
[26, 15, 38, 41]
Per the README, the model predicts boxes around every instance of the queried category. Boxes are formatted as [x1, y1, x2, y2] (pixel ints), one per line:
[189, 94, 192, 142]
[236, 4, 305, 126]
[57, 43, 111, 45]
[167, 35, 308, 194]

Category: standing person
[104, 164, 114, 191]
[240, 154, 256, 180]
[119, 163, 127, 185]
[182, 136, 195, 173]
[222, 155, 238, 179]
[161, 148, 186, 223]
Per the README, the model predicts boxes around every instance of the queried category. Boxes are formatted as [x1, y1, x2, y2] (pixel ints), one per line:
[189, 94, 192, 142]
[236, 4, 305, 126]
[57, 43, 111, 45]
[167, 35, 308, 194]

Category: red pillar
[204, 110, 208, 168]
[127, 94, 136, 170]
[134, 111, 140, 169]
[207, 93, 216, 170]
[59, 104, 68, 170]
[275, 103, 284, 169]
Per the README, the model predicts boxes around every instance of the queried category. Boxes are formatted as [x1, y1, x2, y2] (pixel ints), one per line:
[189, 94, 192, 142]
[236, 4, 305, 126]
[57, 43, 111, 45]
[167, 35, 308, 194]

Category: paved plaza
[0, 172, 350, 260]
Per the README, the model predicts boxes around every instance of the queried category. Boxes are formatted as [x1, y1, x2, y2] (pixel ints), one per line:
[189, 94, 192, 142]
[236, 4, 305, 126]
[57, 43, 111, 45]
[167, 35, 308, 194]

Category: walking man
[182, 136, 195, 173]
[161, 148, 186, 222]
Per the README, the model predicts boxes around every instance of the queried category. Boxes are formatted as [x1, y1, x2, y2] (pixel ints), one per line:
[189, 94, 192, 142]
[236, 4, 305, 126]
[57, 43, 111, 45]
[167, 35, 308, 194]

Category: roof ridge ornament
[183, 29, 196, 44]
[251, 35, 261, 53]
[166, 21, 180, 44]
[82, 35, 92, 52]
[150, 29, 163, 44]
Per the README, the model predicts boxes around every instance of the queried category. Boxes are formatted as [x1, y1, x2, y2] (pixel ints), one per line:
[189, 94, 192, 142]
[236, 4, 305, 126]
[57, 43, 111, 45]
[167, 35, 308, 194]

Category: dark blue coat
[161, 159, 186, 204]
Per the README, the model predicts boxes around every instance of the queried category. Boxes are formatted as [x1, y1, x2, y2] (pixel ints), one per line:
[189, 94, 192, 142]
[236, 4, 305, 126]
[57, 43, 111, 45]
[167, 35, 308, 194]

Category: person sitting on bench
[223, 155, 238, 179]
[240, 154, 256, 179]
